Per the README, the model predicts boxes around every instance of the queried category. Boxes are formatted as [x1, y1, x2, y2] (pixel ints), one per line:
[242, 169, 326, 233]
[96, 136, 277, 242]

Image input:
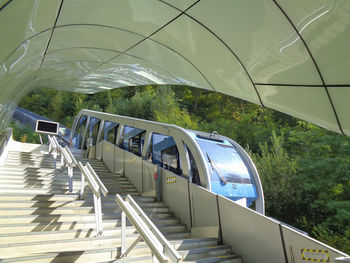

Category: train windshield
[195, 137, 251, 184]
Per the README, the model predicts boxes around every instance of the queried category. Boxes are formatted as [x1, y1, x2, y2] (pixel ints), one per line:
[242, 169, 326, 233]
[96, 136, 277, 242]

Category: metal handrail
[48, 135, 60, 169]
[116, 194, 182, 263]
[78, 161, 108, 236]
[60, 146, 77, 192]
[335, 257, 350, 262]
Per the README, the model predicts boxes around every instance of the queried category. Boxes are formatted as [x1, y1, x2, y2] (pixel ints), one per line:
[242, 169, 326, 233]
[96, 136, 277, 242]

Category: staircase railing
[78, 161, 108, 236]
[48, 135, 60, 169]
[336, 257, 350, 262]
[48, 135, 108, 236]
[60, 146, 77, 193]
[116, 194, 182, 263]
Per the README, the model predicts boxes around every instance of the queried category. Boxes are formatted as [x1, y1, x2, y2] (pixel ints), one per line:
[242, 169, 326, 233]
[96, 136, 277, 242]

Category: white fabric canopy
[0, 0, 349, 134]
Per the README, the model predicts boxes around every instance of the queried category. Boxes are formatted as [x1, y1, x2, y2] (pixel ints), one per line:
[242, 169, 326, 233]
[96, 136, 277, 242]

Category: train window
[103, 121, 118, 144]
[161, 145, 180, 174]
[129, 131, 146, 157]
[91, 118, 100, 145]
[119, 126, 145, 155]
[74, 115, 87, 149]
[82, 117, 94, 150]
[152, 133, 180, 175]
[195, 137, 251, 184]
[185, 145, 200, 185]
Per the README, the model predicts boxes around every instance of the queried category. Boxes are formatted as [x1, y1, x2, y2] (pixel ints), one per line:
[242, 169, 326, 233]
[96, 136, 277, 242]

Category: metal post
[60, 154, 64, 168]
[152, 253, 160, 263]
[68, 166, 73, 193]
[39, 134, 44, 145]
[97, 195, 103, 235]
[53, 152, 57, 169]
[121, 210, 126, 255]
[80, 172, 85, 198]
[155, 164, 162, 201]
[94, 194, 103, 236]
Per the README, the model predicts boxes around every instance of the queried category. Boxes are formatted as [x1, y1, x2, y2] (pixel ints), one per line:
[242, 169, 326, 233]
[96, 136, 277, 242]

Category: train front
[187, 131, 263, 211]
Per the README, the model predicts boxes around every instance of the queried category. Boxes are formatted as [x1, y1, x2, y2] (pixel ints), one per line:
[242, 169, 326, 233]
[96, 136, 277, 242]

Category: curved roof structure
[0, 0, 349, 135]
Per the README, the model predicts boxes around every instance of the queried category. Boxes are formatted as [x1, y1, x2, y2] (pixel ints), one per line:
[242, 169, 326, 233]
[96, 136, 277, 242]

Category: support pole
[53, 152, 57, 170]
[93, 194, 103, 236]
[39, 134, 44, 145]
[60, 154, 64, 169]
[80, 172, 85, 198]
[155, 164, 162, 201]
[121, 210, 126, 255]
[68, 166, 73, 193]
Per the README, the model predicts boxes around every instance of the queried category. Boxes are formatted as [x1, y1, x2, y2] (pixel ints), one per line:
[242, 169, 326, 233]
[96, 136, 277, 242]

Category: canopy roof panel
[0, 0, 349, 135]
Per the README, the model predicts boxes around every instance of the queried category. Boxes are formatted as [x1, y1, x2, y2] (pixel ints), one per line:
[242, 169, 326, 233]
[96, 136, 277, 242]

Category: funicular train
[71, 109, 265, 214]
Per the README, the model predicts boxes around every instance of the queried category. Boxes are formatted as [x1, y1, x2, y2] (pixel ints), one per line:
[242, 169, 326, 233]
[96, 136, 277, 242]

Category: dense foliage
[10, 123, 42, 144]
[18, 85, 350, 253]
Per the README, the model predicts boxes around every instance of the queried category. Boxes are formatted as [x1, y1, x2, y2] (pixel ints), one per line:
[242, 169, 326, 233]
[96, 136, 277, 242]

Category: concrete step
[0, 225, 188, 245]
[0, 199, 165, 209]
[0, 205, 169, 216]
[0, 193, 154, 202]
[0, 188, 140, 196]
[0, 174, 129, 184]
[0, 248, 152, 263]
[0, 211, 174, 224]
[0, 244, 242, 263]
[0, 180, 136, 192]
[0, 236, 216, 259]
[0, 218, 181, 234]
[5, 158, 106, 167]
[179, 245, 233, 261]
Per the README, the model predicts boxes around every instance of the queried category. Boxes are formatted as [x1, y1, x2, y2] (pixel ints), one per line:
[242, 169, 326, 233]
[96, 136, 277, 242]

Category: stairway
[0, 149, 241, 262]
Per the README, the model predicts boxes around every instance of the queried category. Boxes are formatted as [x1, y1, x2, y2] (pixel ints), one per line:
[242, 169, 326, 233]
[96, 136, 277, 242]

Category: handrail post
[335, 257, 350, 262]
[121, 210, 126, 254]
[60, 151, 64, 168]
[68, 166, 73, 193]
[93, 193, 103, 236]
[80, 172, 86, 198]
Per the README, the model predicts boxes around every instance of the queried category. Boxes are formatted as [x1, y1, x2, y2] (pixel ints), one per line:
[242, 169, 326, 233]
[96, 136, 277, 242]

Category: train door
[95, 120, 104, 160]
[101, 121, 118, 172]
[72, 115, 87, 149]
[86, 117, 101, 158]
[142, 132, 156, 196]
[118, 126, 145, 192]
[142, 133, 182, 196]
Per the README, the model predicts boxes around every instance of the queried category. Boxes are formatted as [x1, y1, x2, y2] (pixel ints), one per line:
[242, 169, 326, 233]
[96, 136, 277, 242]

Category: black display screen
[36, 120, 58, 135]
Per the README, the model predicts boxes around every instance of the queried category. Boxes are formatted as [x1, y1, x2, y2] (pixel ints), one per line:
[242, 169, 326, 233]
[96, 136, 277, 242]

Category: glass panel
[277, 0, 350, 84]
[161, 145, 180, 174]
[126, 40, 213, 90]
[129, 130, 146, 157]
[195, 137, 251, 184]
[119, 125, 145, 154]
[151, 15, 260, 103]
[91, 118, 100, 145]
[48, 25, 143, 55]
[73, 115, 87, 149]
[103, 121, 118, 144]
[0, 0, 60, 63]
[259, 85, 340, 133]
[152, 133, 180, 175]
[185, 145, 200, 185]
[187, 0, 321, 85]
[57, 0, 180, 37]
